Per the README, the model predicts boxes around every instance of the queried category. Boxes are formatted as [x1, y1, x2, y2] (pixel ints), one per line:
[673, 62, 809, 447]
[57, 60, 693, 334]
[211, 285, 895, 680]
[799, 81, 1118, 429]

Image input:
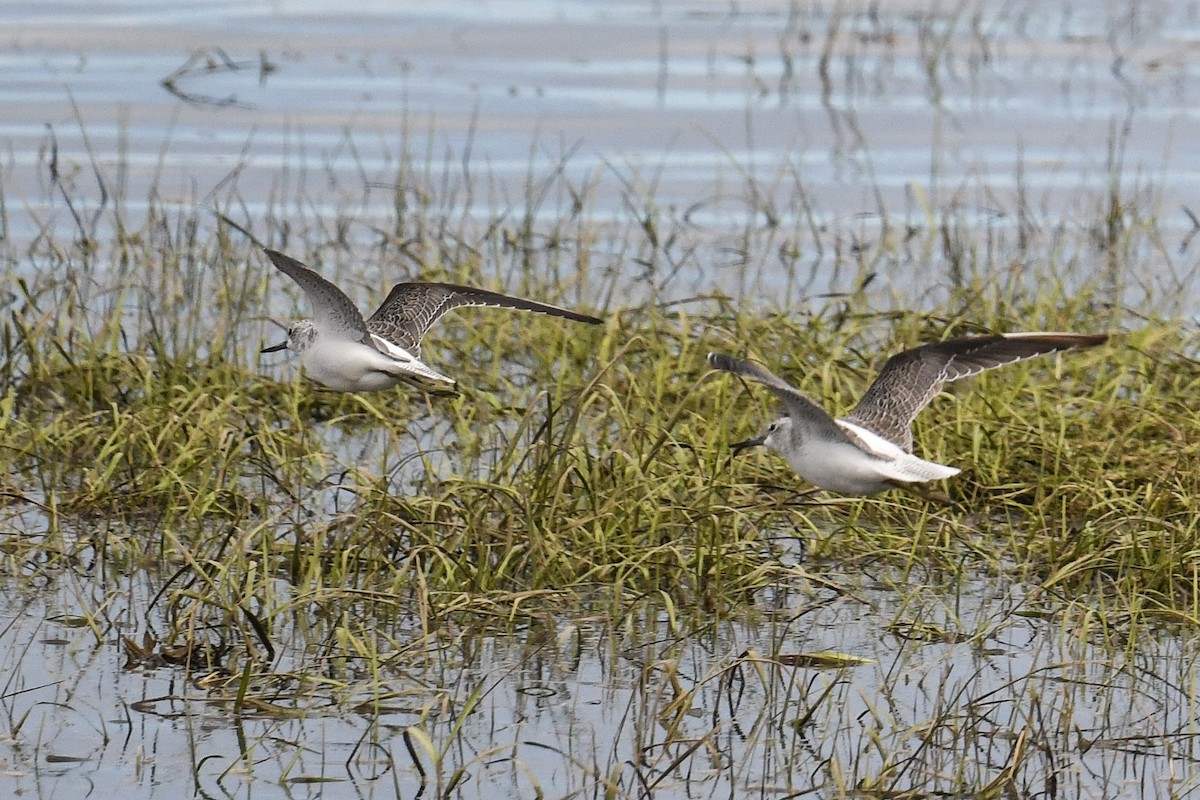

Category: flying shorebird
[708, 332, 1108, 496]
[260, 248, 602, 392]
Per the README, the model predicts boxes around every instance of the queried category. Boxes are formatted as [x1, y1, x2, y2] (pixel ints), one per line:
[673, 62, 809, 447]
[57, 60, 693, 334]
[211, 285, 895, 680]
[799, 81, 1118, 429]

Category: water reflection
[3, 0, 1200, 291]
[2, 561, 1197, 798]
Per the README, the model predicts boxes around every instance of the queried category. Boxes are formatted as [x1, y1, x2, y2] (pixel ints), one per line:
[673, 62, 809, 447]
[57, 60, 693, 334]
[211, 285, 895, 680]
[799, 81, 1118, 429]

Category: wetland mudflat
[1, 1, 1199, 798]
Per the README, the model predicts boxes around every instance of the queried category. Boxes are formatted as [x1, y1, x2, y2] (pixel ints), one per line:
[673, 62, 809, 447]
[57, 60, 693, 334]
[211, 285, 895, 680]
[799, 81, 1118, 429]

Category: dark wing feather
[263, 249, 371, 344]
[366, 282, 601, 355]
[707, 352, 853, 445]
[842, 332, 1108, 452]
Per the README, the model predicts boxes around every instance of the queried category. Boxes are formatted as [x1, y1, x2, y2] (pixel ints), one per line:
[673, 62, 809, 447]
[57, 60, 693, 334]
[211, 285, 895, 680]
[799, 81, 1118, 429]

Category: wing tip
[402, 369, 455, 388]
[707, 351, 783, 384]
[551, 307, 604, 325]
[400, 282, 604, 326]
[999, 331, 1110, 348]
[707, 351, 738, 372]
[262, 247, 306, 273]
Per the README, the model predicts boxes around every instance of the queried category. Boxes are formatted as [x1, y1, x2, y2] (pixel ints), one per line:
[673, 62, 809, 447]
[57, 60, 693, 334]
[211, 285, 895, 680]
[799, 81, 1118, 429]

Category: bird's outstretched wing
[842, 332, 1108, 452]
[707, 352, 852, 445]
[264, 249, 371, 344]
[366, 282, 602, 356]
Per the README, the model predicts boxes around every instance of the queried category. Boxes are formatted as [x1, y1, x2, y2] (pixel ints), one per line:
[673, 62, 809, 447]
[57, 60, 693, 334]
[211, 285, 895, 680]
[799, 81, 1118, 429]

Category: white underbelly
[788, 440, 895, 495]
[787, 435, 961, 496]
[300, 340, 403, 392]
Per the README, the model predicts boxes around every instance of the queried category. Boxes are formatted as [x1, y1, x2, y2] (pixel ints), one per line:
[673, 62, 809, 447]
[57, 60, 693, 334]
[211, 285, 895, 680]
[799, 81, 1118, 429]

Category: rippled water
[5, 0, 1200, 287]
[5, 562, 1198, 799]
[3, 1, 1200, 798]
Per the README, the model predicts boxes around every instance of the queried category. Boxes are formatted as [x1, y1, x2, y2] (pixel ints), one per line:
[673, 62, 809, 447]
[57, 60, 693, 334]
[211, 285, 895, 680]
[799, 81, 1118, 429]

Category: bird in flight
[708, 332, 1108, 496]
[261, 248, 602, 392]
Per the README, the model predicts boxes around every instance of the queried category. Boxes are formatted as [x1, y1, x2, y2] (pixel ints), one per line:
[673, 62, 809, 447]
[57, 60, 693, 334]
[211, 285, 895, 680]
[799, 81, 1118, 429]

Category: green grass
[3, 234, 1196, 625]
[1, 136, 1198, 703]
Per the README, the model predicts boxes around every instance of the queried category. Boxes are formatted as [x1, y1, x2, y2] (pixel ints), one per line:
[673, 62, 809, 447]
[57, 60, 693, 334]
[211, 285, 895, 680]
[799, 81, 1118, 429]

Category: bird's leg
[889, 481, 954, 505]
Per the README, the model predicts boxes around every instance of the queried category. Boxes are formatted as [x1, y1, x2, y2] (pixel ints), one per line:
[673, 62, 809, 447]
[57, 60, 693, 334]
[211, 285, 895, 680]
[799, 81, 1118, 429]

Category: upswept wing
[707, 352, 853, 446]
[264, 249, 372, 345]
[367, 282, 602, 356]
[842, 332, 1108, 452]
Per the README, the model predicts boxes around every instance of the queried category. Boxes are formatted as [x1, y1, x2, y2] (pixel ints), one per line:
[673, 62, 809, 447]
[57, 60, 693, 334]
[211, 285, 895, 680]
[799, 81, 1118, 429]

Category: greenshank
[261, 248, 602, 392]
[708, 332, 1107, 496]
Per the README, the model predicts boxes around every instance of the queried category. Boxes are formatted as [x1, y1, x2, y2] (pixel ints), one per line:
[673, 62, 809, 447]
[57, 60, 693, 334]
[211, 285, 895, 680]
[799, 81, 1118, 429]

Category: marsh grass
[4, 222, 1195, 629]
[2, 115, 1200, 799]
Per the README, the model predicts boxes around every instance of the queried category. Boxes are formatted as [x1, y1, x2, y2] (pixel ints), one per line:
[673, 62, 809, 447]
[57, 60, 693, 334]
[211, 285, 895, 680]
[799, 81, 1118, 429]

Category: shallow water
[3, 1, 1200, 307]
[4, 559, 1198, 798]
[3, 1, 1200, 798]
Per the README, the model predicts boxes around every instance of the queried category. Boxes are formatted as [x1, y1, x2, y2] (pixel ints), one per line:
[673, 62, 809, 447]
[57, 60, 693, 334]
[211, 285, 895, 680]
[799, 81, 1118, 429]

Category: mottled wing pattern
[367, 282, 602, 356]
[707, 352, 853, 445]
[842, 332, 1108, 452]
[264, 249, 372, 344]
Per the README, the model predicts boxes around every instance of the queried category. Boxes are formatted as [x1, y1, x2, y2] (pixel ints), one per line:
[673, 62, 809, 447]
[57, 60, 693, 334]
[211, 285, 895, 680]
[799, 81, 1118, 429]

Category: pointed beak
[261, 340, 288, 354]
[729, 434, 767, 457]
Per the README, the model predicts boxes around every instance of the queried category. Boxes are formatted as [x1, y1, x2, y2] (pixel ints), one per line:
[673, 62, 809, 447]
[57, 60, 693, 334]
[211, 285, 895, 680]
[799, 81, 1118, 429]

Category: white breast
[300, 339, 407, 391]
[774, 419, 960, 495]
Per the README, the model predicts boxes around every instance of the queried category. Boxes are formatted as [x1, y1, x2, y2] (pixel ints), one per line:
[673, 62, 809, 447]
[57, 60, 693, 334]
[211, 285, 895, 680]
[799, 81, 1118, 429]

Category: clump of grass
[8, 258, 1193, 623]
[1, 126, 1198, 686]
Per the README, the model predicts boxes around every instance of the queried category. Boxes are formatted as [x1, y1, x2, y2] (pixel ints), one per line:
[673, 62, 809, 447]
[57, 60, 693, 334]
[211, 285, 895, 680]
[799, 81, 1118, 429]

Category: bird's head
[730, 416, 791, 457]
[261, 319, 317, 355]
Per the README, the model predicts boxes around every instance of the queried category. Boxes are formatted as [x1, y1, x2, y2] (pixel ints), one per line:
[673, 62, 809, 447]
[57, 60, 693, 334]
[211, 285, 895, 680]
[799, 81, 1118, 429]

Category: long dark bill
[261, 341, 288, 353]
[729, 434, 767, 457]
